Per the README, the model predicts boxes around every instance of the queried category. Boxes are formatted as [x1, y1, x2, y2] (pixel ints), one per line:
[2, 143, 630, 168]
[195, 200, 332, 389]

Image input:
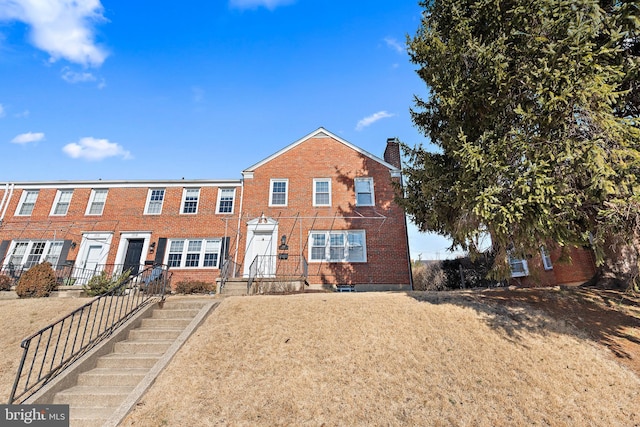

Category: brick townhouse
[0, 128, 413, 291]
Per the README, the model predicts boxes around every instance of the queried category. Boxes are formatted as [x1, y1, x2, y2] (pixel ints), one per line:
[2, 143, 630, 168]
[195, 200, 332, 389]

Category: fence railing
[218, 258, 241, 292]
[247, 255, 308, 294]
[0, 263, 148, 288]
[8, 264, 170, 404]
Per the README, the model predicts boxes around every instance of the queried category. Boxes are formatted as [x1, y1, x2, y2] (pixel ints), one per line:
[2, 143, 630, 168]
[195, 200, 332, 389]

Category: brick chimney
[384, 137, 401, 169]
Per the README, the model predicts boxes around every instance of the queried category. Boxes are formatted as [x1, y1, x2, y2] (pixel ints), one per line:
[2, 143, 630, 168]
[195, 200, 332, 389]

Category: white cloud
[229, 0, 295, 10]
[0, 0, 108, 67]
[0, 103, 4, 118]
[355, 111, 395, 131]
[384, 37, 404, 53]
[14, 109, 30, 118]
[11, 131, 45, 144]
[62, 137, 132, 161]
[61, 67, 96, 83]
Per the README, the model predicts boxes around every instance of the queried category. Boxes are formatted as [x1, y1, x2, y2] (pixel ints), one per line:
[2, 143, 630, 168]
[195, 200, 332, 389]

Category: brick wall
[241, 134, 412, 289]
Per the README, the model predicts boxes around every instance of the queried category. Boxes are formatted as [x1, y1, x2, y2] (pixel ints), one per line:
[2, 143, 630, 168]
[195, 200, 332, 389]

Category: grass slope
[121, 292, 639, 426]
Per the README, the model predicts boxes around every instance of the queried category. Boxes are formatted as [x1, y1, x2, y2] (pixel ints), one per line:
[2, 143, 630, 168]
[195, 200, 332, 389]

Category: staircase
[51, 298, 217, 427]
[219, 277, 249, 296]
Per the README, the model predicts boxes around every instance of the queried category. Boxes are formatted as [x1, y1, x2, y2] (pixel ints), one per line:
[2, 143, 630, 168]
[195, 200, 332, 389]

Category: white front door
[243, 216, 278, 277]
[84, 245, 103, 273]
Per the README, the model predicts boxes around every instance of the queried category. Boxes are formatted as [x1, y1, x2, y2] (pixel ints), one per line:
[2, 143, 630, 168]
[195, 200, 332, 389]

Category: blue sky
[0, 0, 463, 260]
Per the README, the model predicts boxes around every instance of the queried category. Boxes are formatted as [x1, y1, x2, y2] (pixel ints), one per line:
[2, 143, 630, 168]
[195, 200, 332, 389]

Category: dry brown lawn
[0, 297, 91, 401]
[120, 292, 640, 426]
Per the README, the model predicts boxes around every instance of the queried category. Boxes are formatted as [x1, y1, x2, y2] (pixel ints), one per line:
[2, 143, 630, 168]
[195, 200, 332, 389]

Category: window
[216, 188, 235, 214]
[540, 246, 553, 270]
[166, 238, 221, 268]
[145, 188, 165, 215]
[269, 179, 288, 206]
[313, 179, 331, 206]
[51, 190, 73, 216]
[354, 177, 374, 206]
[509, 256, 529, 277]
[16, 190, 39, 216]
[308, 230, 366, 263]
[86, 189, 108, 215]
[181, 188, 200, 214]
[5, 240, 64, 268]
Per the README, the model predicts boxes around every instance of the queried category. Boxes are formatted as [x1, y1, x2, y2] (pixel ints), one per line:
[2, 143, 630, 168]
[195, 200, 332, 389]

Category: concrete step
[140, 317, 192, 328]
[221, 282, 249, 296]
[96, 353, 161, 369]
[53, 385, 134, 407]
[164, 299, 212, 309]
[70, 406, 115, 419]
[128, 328, 182, 340]
[151, 308, 200, 319]
[76, 368, 148, 386]
[113, 339, 173, 354]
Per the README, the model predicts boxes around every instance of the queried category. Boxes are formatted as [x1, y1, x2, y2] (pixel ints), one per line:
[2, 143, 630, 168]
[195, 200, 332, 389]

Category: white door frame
[76, 232, 113, 270]
[114, 232, 152, 273]
[243, 216, 278, 277]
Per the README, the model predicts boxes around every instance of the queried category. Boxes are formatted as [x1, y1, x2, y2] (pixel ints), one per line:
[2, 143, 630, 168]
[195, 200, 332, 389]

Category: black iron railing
[8, 264, 170, 404]
[247, 255, 308, 294]
[219, 258, 241, 292]
[0, 263, 148, 288]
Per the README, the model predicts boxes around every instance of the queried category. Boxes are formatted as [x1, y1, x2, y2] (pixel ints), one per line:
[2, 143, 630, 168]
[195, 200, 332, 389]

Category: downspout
[0, 183, 9, 222]
[0, 183, 15, 223]
[233, 180, 245, 269]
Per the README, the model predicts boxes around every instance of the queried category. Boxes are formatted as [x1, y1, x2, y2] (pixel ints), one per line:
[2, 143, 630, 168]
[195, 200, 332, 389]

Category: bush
[0, 274, 13, 291]
[83, 269, 131, 297]
[412, 261, 447, 291]
[175, 280, 215, 294]
[15, 262, 58, 298]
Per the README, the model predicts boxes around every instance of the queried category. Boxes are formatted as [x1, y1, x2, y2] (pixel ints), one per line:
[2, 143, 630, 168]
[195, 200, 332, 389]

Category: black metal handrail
[219, 257, 240, 292]
[8, 264, 170, 404]
[0, 263, 148, 288]
[247, 254, 308, 294]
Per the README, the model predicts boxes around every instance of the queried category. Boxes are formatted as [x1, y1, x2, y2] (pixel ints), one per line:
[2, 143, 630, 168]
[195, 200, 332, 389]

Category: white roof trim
[0, 179, 242, 189]
[242, 127, 400, 173]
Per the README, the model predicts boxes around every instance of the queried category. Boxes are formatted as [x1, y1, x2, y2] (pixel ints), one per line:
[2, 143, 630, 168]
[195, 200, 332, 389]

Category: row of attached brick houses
[0, 127, 596, 291]
[0, 128, 413, 291]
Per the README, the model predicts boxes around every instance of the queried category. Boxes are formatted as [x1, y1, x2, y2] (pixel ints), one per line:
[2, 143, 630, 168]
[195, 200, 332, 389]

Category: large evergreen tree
[402, 0, 640, 287]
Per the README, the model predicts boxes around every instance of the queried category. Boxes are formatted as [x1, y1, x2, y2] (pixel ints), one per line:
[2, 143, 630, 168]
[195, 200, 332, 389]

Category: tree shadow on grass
[406, 287, 640, 368]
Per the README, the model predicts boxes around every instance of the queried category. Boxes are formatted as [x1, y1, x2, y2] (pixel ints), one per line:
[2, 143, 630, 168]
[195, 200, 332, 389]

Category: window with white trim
[5, 240, 64, 268]
[181, 188, 200, 214]
[86, 189, 108, 215]
[269, 179, 288, 206]
[540, 246, 553, 270]
[145, 188, 165, 215]
[216, 188, 235, 214]
[313, 178, 331, 206]
[509, 255, 529, 277]
[165, 238, 222, 268]
[16, 190, 39, 216]
[354, 177, 374, 206]
[51, 190, 73, 216]
[308, 230, 366, 263]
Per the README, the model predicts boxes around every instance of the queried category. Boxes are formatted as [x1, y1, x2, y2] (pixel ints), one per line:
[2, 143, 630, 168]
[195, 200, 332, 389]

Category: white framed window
[540, 246, 553, 270]
[313, 178, 331, 207]
[181, 188, 200, 214]
[308, 230, 366, 263]
[216, 188, 235, 214]
[15, 190, 39, 216]
[50, 189, 73, 216]
[5, 240, 64, 268]
[509, 256, 529, 277]
[86, 189, 108, 215]
[269, 179, 288, 206]
[165, 238, 222, 268]
[145, 188, 165, 215]
[354, 177, 375, 206]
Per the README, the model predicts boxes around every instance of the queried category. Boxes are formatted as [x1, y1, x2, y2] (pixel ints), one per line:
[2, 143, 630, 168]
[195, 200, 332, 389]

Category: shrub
[412, 261, 447, 291]
[0, 274, 14, 291]
[175, 280, 215, 294]
[83, 269, 131, 297]
[15, 262, 58, 298]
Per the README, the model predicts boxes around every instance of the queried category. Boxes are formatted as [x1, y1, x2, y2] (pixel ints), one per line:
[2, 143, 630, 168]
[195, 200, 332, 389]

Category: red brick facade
[0, 128, 412, 291]
[509, 246, 597, 287]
